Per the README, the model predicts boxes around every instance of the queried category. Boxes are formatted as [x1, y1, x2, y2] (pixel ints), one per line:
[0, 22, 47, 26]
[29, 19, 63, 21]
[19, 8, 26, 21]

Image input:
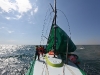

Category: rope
[40, 7, 53, 45]
[44, 62, 49, 75]
[41, 59, 75, 75]
[41, 64, 45, 75]
[57, 9, 71, 39]
[41, 7, 72, 45]
[41, 56, 49, 75]
[42, 12, 53, 44]
[40, 7, 50, 45]
[63, 64, 65, 75]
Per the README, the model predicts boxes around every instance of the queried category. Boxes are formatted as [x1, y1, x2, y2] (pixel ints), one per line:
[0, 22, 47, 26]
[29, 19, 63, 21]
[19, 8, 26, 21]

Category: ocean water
[75, 45, 100, 75]
[0, 45, 100, 75]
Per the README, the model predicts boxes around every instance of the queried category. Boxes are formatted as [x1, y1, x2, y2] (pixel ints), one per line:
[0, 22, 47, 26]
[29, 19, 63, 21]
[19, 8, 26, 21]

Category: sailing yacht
[25, 0, 86, 75]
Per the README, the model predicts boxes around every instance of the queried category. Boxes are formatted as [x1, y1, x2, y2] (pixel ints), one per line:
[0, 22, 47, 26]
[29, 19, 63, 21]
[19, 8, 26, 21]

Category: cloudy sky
[0, 0, 100, 45]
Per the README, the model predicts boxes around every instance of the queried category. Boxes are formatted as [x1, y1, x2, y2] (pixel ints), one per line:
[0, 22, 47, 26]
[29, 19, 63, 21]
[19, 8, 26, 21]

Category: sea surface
[0, 45, 100, 75]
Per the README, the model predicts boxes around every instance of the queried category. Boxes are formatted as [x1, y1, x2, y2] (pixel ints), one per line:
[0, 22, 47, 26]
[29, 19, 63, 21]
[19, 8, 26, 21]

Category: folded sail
[46, 24, 76, 54]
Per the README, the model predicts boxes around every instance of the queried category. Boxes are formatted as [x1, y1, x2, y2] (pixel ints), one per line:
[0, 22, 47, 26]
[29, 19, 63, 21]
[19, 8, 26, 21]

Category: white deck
[33, 55, 83, 75]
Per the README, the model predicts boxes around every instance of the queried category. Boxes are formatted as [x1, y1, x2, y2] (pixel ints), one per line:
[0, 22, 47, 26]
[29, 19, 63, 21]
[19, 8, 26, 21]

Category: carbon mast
[49, 0, 57, 57]
[53, 0, 57, 57]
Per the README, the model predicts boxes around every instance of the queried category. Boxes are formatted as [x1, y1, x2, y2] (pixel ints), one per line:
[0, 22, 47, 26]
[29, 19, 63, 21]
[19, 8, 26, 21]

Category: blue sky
[0, 0, 100, 45]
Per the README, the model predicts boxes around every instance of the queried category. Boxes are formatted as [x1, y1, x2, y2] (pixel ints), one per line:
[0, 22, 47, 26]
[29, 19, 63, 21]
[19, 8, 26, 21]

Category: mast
[54, 0, 57, 57]
[49, 0, 57, 57]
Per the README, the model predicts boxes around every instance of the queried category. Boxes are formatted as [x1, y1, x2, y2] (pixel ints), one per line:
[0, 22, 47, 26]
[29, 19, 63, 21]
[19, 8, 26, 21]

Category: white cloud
[5, 17, 11, 20]
[0, 11, 2, 13]
[21, 33, 25, 34]
[0, 0, 17, 13]
[8, 31, 14, 33]
[15, 15, 22, 19]
[0, 0, 32, 13]
[29, 21, 35, 24]
[0, 26, 14, 33]
[0, 0, 38, 20]
[16, 15, 22, 18]
[16, 0, 32, 13]
[5, 15, 22, 20]
[2, 27, 5, 28]
[34, 7, 38, 13]
[31, 11, 33, 15]
[0, 27, 5, 29]
[30, 6, 38, 16]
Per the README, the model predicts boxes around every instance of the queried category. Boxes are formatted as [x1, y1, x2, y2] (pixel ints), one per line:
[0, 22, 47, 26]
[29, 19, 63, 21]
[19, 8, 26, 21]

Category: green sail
[46, 24, 76, 54]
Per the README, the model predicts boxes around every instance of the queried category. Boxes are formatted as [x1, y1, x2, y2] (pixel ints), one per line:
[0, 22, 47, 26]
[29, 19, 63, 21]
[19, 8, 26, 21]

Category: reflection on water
[0, 45, 35, 75]
[0, 45, 100, 75]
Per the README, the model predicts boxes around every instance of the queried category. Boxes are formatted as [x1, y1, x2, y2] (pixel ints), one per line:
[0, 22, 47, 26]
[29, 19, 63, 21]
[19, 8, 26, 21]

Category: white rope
[63, 64, 65, 75]
[45, 62, 49, 75]
[41, 64, 45, 75]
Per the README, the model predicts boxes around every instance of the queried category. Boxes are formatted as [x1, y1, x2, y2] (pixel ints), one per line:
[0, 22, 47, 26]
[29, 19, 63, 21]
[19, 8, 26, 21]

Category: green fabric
[46, 24, 76, 54]
[25, 60, 36, 75]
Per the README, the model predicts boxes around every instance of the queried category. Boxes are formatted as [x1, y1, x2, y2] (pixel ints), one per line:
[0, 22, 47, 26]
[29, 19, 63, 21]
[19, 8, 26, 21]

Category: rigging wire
[40, 7, 51, 45]
[40, 7, 53, 45]
[40, 6, 71, 45]
[42, 12, 53, 44]
[57, 9, 71, 39]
